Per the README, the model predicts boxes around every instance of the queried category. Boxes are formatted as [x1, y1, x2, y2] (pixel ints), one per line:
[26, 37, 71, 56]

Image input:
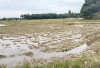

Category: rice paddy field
[0, 18, 100, 68]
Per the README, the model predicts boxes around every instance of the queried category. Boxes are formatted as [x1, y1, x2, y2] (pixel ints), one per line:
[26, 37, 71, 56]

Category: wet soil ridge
[84, 31, 100, 45]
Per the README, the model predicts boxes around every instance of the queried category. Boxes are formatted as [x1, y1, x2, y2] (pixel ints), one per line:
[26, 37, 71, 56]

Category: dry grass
[41, 48, 50, 52]
[0, 36, 3, 39]
[24, 52, 34, 57]
[0, 18, 85, 52]
[0, 18, 99, 36]
[0, 18, 100, 52]
[0, 55, 6, 58]
[9, 55, 15, 57]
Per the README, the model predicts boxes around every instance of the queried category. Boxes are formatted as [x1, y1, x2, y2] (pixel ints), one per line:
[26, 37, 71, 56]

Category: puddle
[0, 24, 5, 26]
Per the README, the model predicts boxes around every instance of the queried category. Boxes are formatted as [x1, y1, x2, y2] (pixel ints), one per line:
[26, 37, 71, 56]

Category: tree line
[1, 11, 81, 20]
[20, 10, 81, 20]
[0, 10, 82, 20]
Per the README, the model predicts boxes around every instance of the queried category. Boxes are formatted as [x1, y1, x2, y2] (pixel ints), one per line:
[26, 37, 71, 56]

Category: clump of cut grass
[0, 55, 6, 58]
[41, 48, 50, 52]
[28, 46, 34, 49]
[26, 35, 33, 38]
[24, 52, 34, 57]
[13, 40, 21, 42]
[0, 36, 3, 39]
[67, 22, 75, 25]
[28, 46, 39, 49]
[10, 55, 15, 57]
[55, 44, 71, 52]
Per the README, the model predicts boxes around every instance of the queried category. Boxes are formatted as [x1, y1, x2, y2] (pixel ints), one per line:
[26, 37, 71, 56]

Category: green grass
[13, 57, 100, 68]
[0, 56, 100, 68]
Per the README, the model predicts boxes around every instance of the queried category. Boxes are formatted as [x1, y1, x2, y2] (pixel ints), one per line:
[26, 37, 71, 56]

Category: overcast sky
[0, 0, 84, 18]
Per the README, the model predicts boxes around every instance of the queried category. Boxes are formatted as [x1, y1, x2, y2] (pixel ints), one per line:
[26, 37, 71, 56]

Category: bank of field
[0, 18, 100, 68]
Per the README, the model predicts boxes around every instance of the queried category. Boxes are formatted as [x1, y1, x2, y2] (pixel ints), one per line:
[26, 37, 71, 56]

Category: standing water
[0, 24, 5, 26]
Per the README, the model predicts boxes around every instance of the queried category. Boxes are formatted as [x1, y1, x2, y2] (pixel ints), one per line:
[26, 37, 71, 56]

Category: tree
[2, 17, 6, 20]
[68, 10, 72, 18]
[20, 14, 24, 19]
[81, 0, 100, 19]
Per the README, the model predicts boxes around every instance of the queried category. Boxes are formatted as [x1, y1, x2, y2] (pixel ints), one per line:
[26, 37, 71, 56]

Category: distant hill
[81, 0, 100, 19]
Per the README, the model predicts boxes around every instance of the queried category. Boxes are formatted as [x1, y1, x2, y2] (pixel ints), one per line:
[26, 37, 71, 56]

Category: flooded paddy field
[0, 18, 100, 67]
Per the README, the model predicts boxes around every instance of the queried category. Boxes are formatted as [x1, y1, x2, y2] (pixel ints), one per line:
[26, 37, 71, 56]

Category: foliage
[20, 13, 81, 20]
[81, 0, 100, 19]
[1, 57, 99, 68]
[1, 18, 21, 20]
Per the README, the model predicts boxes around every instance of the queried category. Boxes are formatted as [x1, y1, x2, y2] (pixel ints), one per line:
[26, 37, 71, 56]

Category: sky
[0, 0, 85, 18]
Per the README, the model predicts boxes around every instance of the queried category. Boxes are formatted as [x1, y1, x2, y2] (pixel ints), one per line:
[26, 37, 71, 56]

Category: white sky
[0, 0, 85, 18]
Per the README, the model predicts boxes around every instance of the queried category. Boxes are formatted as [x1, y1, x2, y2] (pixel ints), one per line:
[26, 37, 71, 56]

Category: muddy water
[0, 43, 88, 66]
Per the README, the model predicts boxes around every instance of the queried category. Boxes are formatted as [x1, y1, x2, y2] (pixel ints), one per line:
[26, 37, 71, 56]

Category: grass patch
[0, 55, 100, 68]
[0, 18, 100, 36]
[0, 64, 7, 68]
[14, 57, 100, 68]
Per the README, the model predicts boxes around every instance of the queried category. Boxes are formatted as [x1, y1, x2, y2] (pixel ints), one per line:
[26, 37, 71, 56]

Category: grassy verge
[1, 55, 100, 68]
[19, 58, 100, 68]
